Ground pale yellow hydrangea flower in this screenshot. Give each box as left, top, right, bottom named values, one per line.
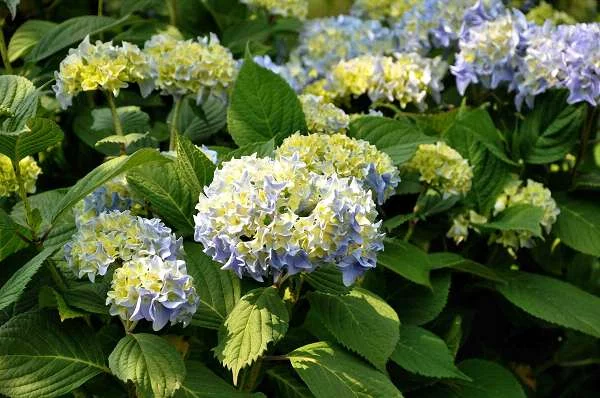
left=351, top=0, right=420, bottom=20
left=299, top=94, right=349, bottom=133
left=0, top=155, right=41, bottom=197
left=447, top=210, right=488, bottom=244
left=241, top=0, right=308, bottom=19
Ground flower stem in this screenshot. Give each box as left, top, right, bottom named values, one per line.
left=0, top=19, right=13, bottom=74
left=12, top=159, right=37, bottom=241
left=97, top=0, right=103, bottom=16
left=169, top=97, right=182, bottom=151
left=46, top=260, right=68, bottom=292
left=104, top=90, right=126, bottom=155
left=166, top=0, right=177, bottom=26
left=571, top=104, right=598, bottom=182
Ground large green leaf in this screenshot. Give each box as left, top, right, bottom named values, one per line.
left=495, top=271, right=600, bottom=338
left=221, top=138, right=276, bottom=161
left=38, top=286, right=87, bottom=322
left=307, top=288, right=399, bottom=370
left=0, top=75, right=37, bottom=132
left=109, top=333, right=186, bottom=398
left=175, top=360, right=260, bottom=397
left=391, top=325, right=469, bottom=380
left=227, top=57, right=306, bottom=147
left=348, top=116, right=435, bottom=165
left=0, top=208, right=27, bottom=262
left=378, top=238, right=432, bottom=288
left=8, top=20, right=57, bottom=62
left=484, top=204, right=544, bottom=237
left=515, top=92, right=584, bottom=164
left=27, top=15, right=129, bottom=62
left=303, top=266, right=349, bottom=295
left=51, top=148, right=168, bottom=224
left=127, top=161, right=196, bottom=235
left=415, top=359, right=525, bottom=398
left=215, top=287, right=289, bottom=384
left=266, top=367, right=313, bottom=398
left=444, top=110, right=512, bottom=214
left=428, top=252, right=505, bottom=282
left=177, top=96, right=227, bottom=141
left=288, top=342, right=403, bottom=398
left=553, top=194, right=600, bottom=256
left=0, top=118, right=63, bottom=161
left=176, top=135, right=216, bottom=198
left=0, top=244, right=61, bottom=312
left=389, top=271, right=451, bottom=325
left=0, top=311, right=108, bottom=398
left=184, top=242, right=241, bottom=329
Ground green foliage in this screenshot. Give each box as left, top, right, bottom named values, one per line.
left=553, top=194, right=600, bottom=256
left=7, top=20, right=56, bottom=62
left=227, top=56, right=306, bottom=146
left=109, top=333, right=186, bottom=398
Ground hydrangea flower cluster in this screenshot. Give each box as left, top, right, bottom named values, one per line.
left=275, top=133, right=399, bottom=204
left=53, top=36, right=153, bottom=109
left=299, top=94, right=349, bottom=133
left=253, top=55, right=308, bottom=93
left=405, top=142, right=473, bottom=198
left=240, top=0, right=308, bottom=19
left=291, top=16, right=394, bottom=79
left=350, top=0, right=419, bottom=20
left=64, top=211, right=183, bottom=282
left=392, top=0, right=506, bottom=53
left=514, top=23, right=600, bottom=108
left=143, top=33, right=237, bottom=102
left=452, top=6, right=527, bottom=96
left=492, top=178, right=559, bottom=251
left=328, top=54, right=446, bottom=109
left=193, top=155, right=384, bottom=286
left=0, top=155, right=41, bottom=198
left=446, top=210, right=488, bottom=244
left=73, top=176, right=143, bottom=227
left=106, top=255, right=198, bottom=331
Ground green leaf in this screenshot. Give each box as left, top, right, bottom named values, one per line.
left=215, top=287, right=289, bottom=384
left=553, top=194, right=600, bottom=256
left=391, top=325, right=469, bottom=380
left=444, top=110, right=512, bottom=214
left=127, top=161, right=196, bottom=235
left=95, top=133, right=153, bottom=153
left=378, top=238, right=432, bottom=288
left=8, top=20, right=56, bottom=62
left=184, top=242, right=241, bottom=330
left=515, top=92, right=584, bottom=164
left=120, top=0, right=162, bottom=15
left=0, top=118, right=63, bottom=161
left=0, top=208, right=27, bottom=262
left=0, top=311, right=108, bottom=398
left=390, top=271, right=451, bottom=325
left=484, top=204, right=544, bottom=237
left=176, top=135, right=216, bottom=198
left=0, top=75, right=37, bottom=131
left=307, top=288, right=399, bottom=370
left=63, top=280, right=109, bottom=315
left=227, top=57, right=306, bottom=147
left=51, top=148, right=168, bottom=224
left=175, top=360, right=260, bottom=397
left=288, top=342, right=403, bottom=398
left=109, top=334, right=186, bottom=398
left=178, top=96, right=227, bottom=141
left=348, top=116, right=435, bottom=165
left=428, top=252, right=505, bottom=282
left=0, top=244, right=61, bottom=312
left=27, top=15, right=130, bottom=62
left=222, top=139, right=276, bottom=161
left=91, top=106, right=151, bottom=135
left=495, top=271, right=600, bottom=338
left=266, top=367, right=313, bottom=398
left=38, top=286, right=87, bottom=321
left=303, top=266, right=349, bottom=295
left=416, top=359, right=525, bottom=398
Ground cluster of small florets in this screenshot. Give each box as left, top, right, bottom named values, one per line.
left=193, top=155, right=384, bottom=286
left=275, top=133, right=399, bottom=204
left=328, top=53, right=446, bottom=109
left=392, top=0, right=506, bottom=53
left=240, top=0, right=308, bottom=19
left=526, top=1, right=575, bottom=26
left=65, top=210, right=198, bottom=330
left=405, top=142, right=473, bottom=198
left=292, top=16, right=394, bottom=79
left=73, top=176, right=143, bottom=227
left=452, top=5, right=527, bottom=96
left=53, top=36, right=154, bottom=109
left=446, top=210, right=488, bottom=244
left=0, top=155, right=41, bottom=198
left=350, top=0, right=419, bottom=20
left=143, top=33, right=237, bottom=102
left=299, top=94, right=349, bottom=133
left=492, top=179, right=559, bottom=251
left=252, top=55, right=308, bottom=93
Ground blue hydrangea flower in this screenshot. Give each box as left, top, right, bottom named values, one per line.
left=65, top=211, right=183, bottom=282
left=106, top=255, right=199, bottom=331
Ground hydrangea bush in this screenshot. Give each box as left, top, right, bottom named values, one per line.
left=0, top=1, right=599, bottom=397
